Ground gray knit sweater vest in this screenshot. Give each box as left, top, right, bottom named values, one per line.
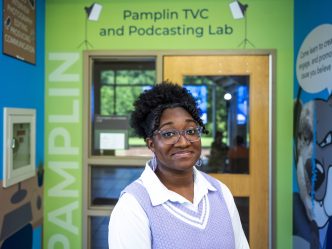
left=123, top=172, right=235, bottom=249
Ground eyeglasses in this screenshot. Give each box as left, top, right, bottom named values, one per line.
left=153, top=127, right=203, bottom=145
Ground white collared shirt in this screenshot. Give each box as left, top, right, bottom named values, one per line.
left=108, top=163, right=249, bottom=249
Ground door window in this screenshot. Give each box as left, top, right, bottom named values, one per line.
left=183, top=76, right=250, bottom=174
left=91, top=58, right=156, bottom=157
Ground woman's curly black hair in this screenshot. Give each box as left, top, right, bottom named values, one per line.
left=130, top=82, right=207, bottom=139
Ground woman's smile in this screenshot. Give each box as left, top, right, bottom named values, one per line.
left=171, top=150, right=194, bottom=159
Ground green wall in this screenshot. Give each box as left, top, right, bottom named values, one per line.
left=45, top=0, right=293, bottom=248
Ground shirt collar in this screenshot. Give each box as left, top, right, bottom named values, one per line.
left=140, top=160, right=217, bottom=206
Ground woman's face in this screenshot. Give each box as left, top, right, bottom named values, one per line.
left=147, top=107, right=202, bottom=173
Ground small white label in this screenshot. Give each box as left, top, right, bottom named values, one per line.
left=100, top=133, right=125, bottom=149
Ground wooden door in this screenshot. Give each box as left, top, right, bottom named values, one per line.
left=163, top=54, right=270, bottom=249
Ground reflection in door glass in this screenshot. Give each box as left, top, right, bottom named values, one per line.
left=183, top=76, right=250, bottom=174
left=91, top=216, right=108, bottom=249
left=91, top=166, right=144, bottom=206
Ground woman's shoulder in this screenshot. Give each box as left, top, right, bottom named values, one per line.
left=197, top=170, right=233, bottom=197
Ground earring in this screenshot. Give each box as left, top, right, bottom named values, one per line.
left=195, top=158, right=203, bottom=167
left=151, top=154, right=158, bottom=170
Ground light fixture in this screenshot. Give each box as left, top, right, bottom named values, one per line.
left=229, top=0, right=254, bottom=48
left=229, top=0, right=248, bottom=19
left=85, top=3, right=103, bottom=21
left=78, top=3, right=103, bottom=49
left=224, top=93, right=232, bottom=101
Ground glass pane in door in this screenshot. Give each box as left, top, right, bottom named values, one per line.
left=91, top=216, right=109, bottom=249
left=183, top=76, right=250, bottom=174
left=234, top=197, right=250, bottom=242
left=90, top=166, right=144, bottom=206
left=91, top=57, right=156, bottom=157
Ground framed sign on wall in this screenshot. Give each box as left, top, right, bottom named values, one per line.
left=2, top=0, right=36, bottom=64
left=3, top=108, right=36, bottom=188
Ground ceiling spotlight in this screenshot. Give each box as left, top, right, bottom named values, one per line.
left=85, top=3, right=103, bottom=21
left=229, top=0, right=248, bottom=19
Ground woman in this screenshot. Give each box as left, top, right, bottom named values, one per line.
left=108, top=82, right=249, bottom=249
